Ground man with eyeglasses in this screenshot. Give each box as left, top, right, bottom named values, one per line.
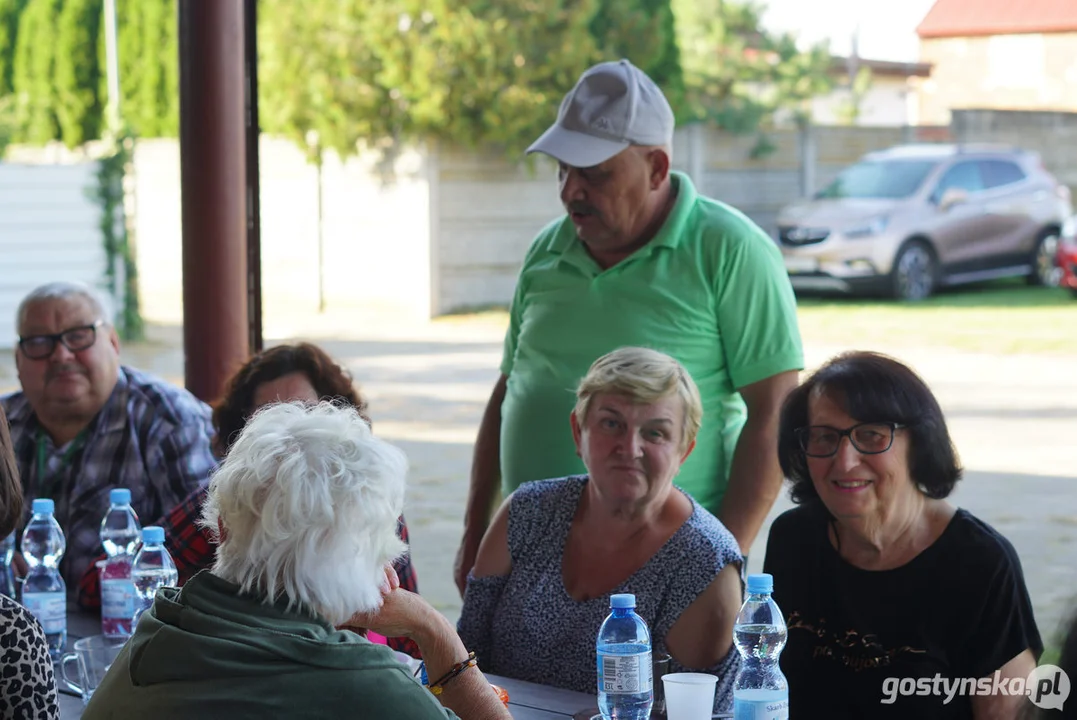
left=1, top=282, right=216, bottom=590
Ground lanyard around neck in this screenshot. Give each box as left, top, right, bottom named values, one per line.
left=35, top=429, right=88, bottom=501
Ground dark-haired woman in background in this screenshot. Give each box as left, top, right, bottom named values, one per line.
left=763, top=351, right=1041, bottom=720
left=77, top=343, right=421, bottom=657
left=0, top=404, right=58, bottom=719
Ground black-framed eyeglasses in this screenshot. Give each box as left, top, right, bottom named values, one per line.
left=18, top=320, right=105, bottom=360
left=795, top=422, right=907, bottom=458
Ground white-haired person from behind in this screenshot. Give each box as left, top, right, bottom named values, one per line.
left=84, top=402, right=511, bottom=720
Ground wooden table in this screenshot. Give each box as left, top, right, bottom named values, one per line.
left=486, top=674, right=598, bottom=719
left=60, top=611, right=738, bottom=719
left=58, top=610, right=601, bottom=719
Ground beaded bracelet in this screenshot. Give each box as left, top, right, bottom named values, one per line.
left=424, top=651, right=478, bottom=696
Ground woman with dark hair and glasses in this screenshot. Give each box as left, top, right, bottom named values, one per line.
left=763, top=351, right=1042, bottom=720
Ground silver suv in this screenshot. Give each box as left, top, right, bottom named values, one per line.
left=776, top=144, right=1072, bottom=300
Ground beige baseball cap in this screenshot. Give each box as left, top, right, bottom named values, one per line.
left=526, top=59, right=674, bottom=168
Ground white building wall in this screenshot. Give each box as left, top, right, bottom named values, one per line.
left=0, top=162, right=108, bottom=348
left=811, top=76, right=914, bottom=126
left=133, top=137, right=433, bottom=326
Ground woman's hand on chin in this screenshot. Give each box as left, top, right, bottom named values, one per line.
left=338, top=587, right=435, bottom=641
left=335, top=562, right=402, bottom=636
left=379, top=562, right=400, bottom=596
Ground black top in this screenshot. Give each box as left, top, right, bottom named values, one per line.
left=763, top=503, right=1042, bottom=719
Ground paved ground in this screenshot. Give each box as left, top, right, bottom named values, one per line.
left=3, top=311, right=1075, bottom=648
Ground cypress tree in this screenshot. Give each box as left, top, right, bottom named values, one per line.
left=0, top=0, right=28, bottom=95
left=13, top=0, right=63, bottom=144
left=55, top=0, right=102, bottom=146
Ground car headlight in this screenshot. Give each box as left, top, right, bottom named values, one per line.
left=844, top=215, right=890, bottom=239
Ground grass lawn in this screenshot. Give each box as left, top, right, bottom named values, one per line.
left=441, top=280, right=1077, bottom=356
left=795, top=279, right=1077, bottom=355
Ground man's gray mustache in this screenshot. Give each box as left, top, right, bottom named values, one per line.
left=568, top=204, right=597, bottom=215
left=46, top=364, right=86, bottom=380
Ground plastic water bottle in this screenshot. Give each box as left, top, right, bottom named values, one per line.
left=20, top=498, right=67, bottom=659
left=733, top=573, right=789, bottom=720
left=100, top=488, right=141, bottom=638
left=0, top=531, right=15, bottom=598
left=131, top=526, right=177, bottom=627
left=597, top=593, right=653, bottom=720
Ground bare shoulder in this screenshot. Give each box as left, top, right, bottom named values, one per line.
left=664, top=563, right=741, bottom=668
left=471, top=494, right=514, bottom=579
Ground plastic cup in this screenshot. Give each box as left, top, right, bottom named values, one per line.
left=662, top=672, right=718, bottom=720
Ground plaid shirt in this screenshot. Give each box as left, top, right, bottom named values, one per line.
left=77, top=485, right=423, bottom=659
left=2, top=366, right=216, bottom=591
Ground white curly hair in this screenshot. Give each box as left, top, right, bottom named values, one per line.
left=200, top=401, right=408, bottom=624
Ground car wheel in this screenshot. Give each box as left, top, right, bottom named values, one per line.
left=891, top=242, right=936, bottom=301
left=1028, top=231, right=1061, bottom=286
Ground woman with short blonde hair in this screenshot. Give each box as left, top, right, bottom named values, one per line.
left=460, top=346, right=743, bottom=714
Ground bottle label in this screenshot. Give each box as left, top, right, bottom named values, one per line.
left=599, top=650, right=653, bottom=694
left=22, top=592, right=66, bottom=634
left=733, top=693, right=789, bottom=720
left=101, top=578, right=136, bottom=619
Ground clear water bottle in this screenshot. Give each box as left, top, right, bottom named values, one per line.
left=597, top=593, right=653, bottom=720
left=1, top=531, right=15, bottom=599
left=733, top=573, right=789, bottom=720
left=20, top=498, right=67, bottom=659
left=131, top=526, right=177, bottom=627
left=100, top=488, right=141, bottom=638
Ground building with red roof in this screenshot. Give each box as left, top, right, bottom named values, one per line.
left=915, top=0, right=1077, bottom=123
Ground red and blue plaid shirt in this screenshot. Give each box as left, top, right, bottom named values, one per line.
left=77, top=485, right=422, bottom=658
left=3, top=366, right=217, bottom=590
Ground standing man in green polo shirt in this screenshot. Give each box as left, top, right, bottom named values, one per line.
left=454, top=59, right=804, bottom=595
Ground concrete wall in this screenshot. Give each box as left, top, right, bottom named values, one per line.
left=919, top=32, right=1077, bottom=125
left=0, top=161, right=109, bottom=348
left=25, top=111, right=1072, bottom=331
left=430, top=123, right=944, bottom=313
left=129, top=126, right=947, bottom=320
left=951, top=108, right=1077, bottom=197
left=134, top=137, right=434, bottom=325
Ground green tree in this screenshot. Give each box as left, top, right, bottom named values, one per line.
left=259, top=0, right=391, bottom=160
left=589, top=0, right=683, bottom=107
left=55, top=0, right=102, bottom=146
left=0, top=0, right=28, bottom=96
left=673, top=0, right=833, bottom=129
left=262, top=0, right=688, bottom=159
left=133, top=0, right=177, bottom=136
left=834, top=65, right=873, bottom=126
left=105, top=0, right=177, bottom=138
left=0, top=93, right=14, bottom=155
left=13, top=0, right=63, bottom=145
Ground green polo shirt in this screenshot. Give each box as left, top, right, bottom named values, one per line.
left=499, top=172, right=803, bottom=514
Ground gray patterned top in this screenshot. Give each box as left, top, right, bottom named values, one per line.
left=457, top=475, right=742, bottom=712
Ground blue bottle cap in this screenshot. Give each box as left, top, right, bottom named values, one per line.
left=610, top=593, right=636, bottom=609
left=746, top=573, right=773, bottom=594
left=142, top=526, right=165, bottom=545
left=31, top=498, right=54, bottom=515
left=109, top=488, right=132, bottom=505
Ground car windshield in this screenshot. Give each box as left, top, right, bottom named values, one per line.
left=816, top=160, right=938, bottom=199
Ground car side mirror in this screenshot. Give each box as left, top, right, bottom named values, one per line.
left=938, top=187, right=968, bottom=211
